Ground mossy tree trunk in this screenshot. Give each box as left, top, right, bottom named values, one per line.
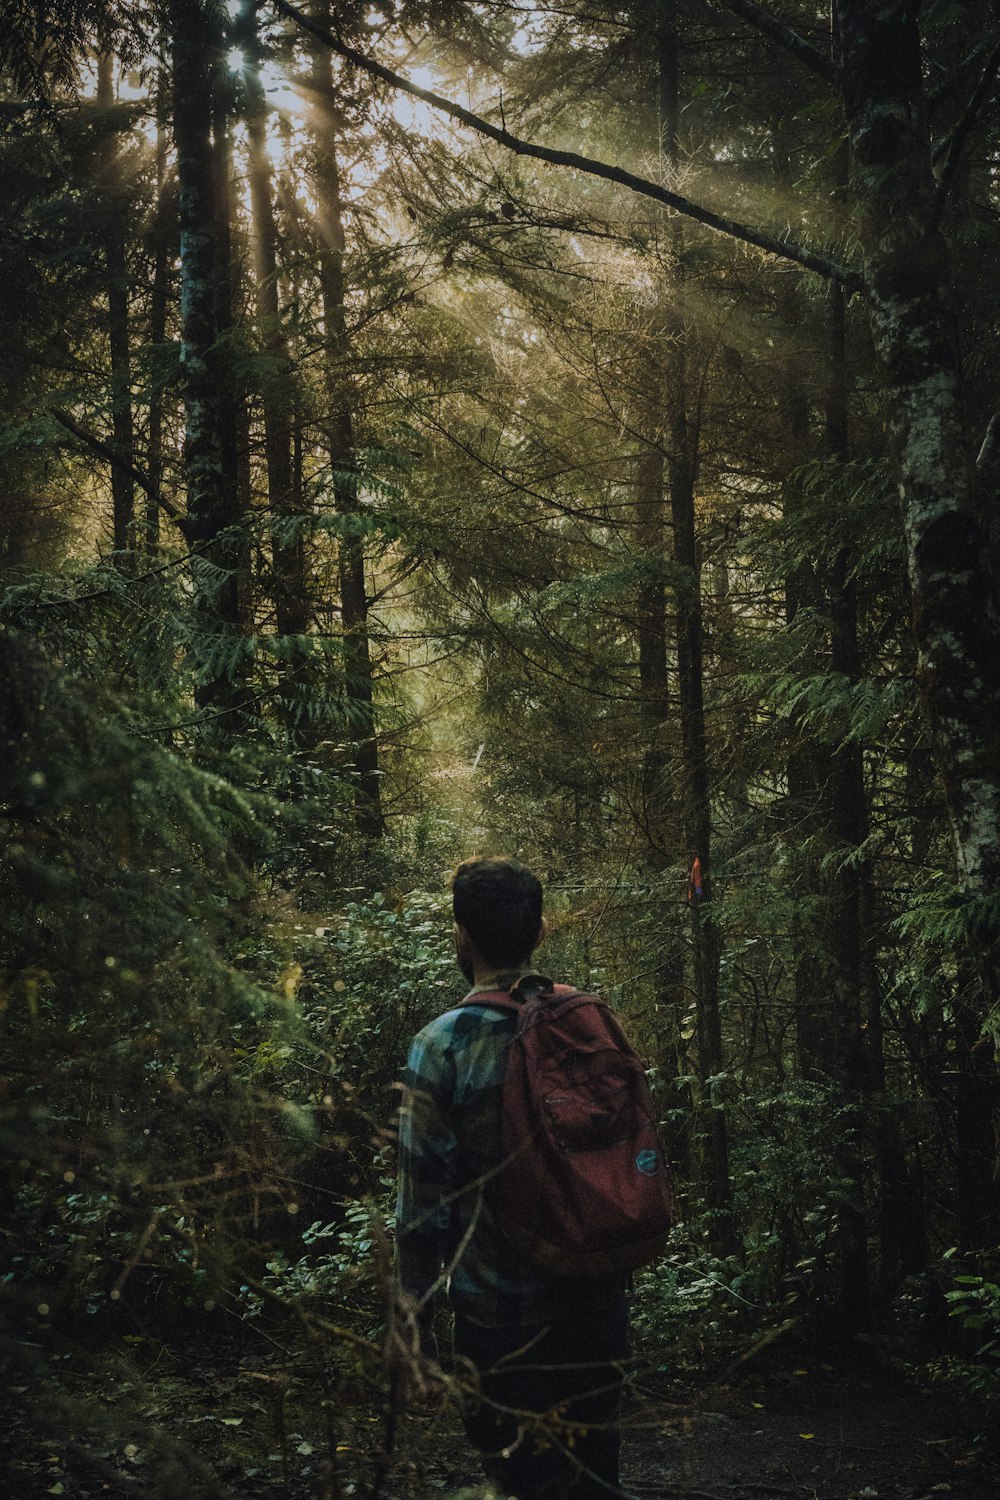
left=838, top=0, right=1000, bottom=1013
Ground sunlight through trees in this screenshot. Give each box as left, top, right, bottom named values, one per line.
left=3, top=0, right=1000, bottom=1491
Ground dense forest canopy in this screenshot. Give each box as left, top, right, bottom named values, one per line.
left=3, top=0, right=1000, bottom=1492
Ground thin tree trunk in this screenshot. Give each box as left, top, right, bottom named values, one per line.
left=658, top=0, right=732, bottom=1246
left=212, top=40, right=250, bottom=585
left=783, top=509, right=834, bottom=1079
left=279, top=111, right=307, bottom=535
left=96, top=55, right=136, bottom=557
left=238, top=0, right=312, bottom=743
left=824, top=272, right=872, bottom=1331
left=311, top=2, right=384, bottom=838
left=636, top=442, right=669, bottom=828
left=245, top=37, right=301, bottom=627
left=146, top=57, right=172, bottom=555
left=771, top=139, right=833, bottom=1084
left=636, top=437, right=693, bottom=1183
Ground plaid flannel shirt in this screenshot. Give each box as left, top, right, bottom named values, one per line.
left=395, top=970, right=626, bottom=1331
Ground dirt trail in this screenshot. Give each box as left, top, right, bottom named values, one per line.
left=627, top=1366, right=995, bottom=1500
left=401, top=1363, right=997, bottom=1500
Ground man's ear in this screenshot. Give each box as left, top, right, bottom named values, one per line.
left=532, top=917, right=547, bottom=952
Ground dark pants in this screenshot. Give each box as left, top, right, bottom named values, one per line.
left=453, top=1299, right=629, bottom=1499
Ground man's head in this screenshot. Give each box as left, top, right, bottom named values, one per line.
left=452, top=856, right=544, bottom=980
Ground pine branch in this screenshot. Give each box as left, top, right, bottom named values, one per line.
left=708, top=0, right=834, bottom=82
left=270, top=0, right=863, bottom=293
left=933, top=35, right=1000, bottom=216
left=927, top=37, right=995, bottom=110
left=50, top=406, right=184, bottom=524
left=5, top=540, right=221, bottom=612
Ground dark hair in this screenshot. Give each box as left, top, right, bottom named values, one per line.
left=452, top=856, right=543, bottom=969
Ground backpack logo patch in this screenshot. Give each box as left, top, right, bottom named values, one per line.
left=635, top=1149, right=659, bottom=1176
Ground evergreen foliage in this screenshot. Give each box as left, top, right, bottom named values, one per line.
left=2, top=0, right=1000, bottom=1488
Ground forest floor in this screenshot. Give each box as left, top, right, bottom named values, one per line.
left=398, top=1356, right=999, bottom=1500
left=620, top=1360, right=997, bottom=1500
left=5, top=1331, right=998, bottom=1500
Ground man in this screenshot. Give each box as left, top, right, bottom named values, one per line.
left=396, top=855, right=630, bottom=1499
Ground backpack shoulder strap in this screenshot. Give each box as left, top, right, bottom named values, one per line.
left=548, top=987, right=600, bottom=1011
left=542, top=988, right=610, bottom=1024
left=458, top=978, right=580, bottom=1017
left=458, top=988, right=522, bottom=1013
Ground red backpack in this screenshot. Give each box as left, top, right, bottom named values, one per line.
left=464, top=976, right=673, bottom=1278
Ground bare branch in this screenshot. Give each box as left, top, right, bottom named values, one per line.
left=271, top=0, right=863, bottom=293
left=928, top=37, right=995, bottom=110
left=933, top=35, right=1000, bottom=216
left=50, top=406, right=184, bottom=524
left=709, top=0, right=834, bottom=82
left=977, top=411, right=1000, bottom=475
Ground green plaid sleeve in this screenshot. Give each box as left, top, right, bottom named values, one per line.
left=396, top=1021, right=457, bottom=1315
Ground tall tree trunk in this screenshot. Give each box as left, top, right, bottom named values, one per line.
left=146, top=56, right=172, bottom=555
left=783, top=517, right=833, bottom=1079
left=244, top=20, right=299, bottom=623
left=171, top=0, right=249, bottom=726
left=96, top=55, right=136, bottom=558
left=211, top=40, right=250, bottom=572
left=310, top=3, right=384, bottom=838
left=636, top=437, right=693, bottom=1183
left=825, top=279, right=926, bottom=1292
left=636, top=442, right=668, bottom=830
left=824, top=275, right=872, bottom=1331
left=837, top=0, right=1000, bottom=1019
left=238, top=1, right=312, bottom=741
left=658, top=0, right=732, bottom=1246
left=771, top=134, right=832, bottom=1084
